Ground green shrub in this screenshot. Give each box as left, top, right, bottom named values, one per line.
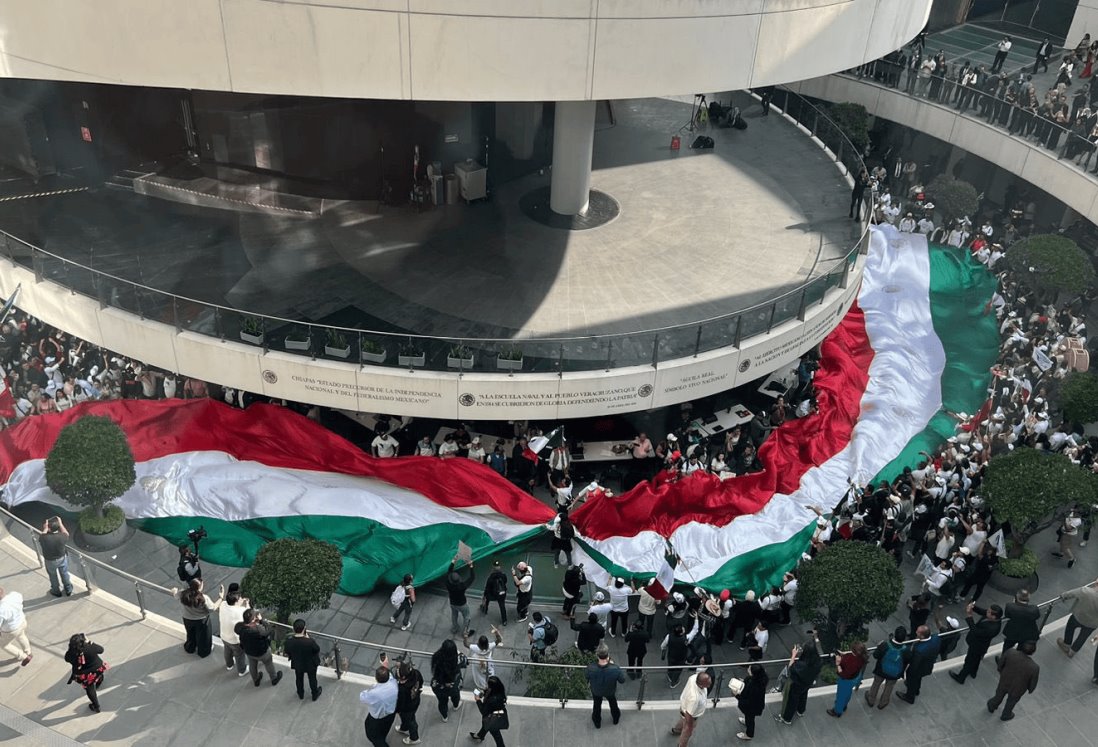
left=795, top=542, right=903, bottom=642
left=241, top=538, right=344, bottom=623
left=998, top=546, right=1039, bottom=578
left=927, top=174, right=979, bottom=225
left=1003, top=234, right=1096, bottom=297
left=1059, top=371, right=1098, bottom=424
left=818, top=663, right=839, bottom=685
left=44, top=415, right=135, bottom=523
left=984, top=448, right=1097, bottom=550
left=78, top=504, right=125, bottom=535
left=522, top=647, right=594, bottom=700
left=826, top=102, right=870, bottom=154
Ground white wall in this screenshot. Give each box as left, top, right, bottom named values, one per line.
left=1067, top=0, right=1098, bottom=46
left=790, top=75, right=1098, bottom=227
left=0, top=258, right=862, bottom=420
left=0, top=0, right=931, bottom=101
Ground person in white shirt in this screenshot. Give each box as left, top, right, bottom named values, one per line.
left=371, top=432, right=399, bottom=458
left=548, top=444, right=570, bottom=482
left=882, top=202, right=901, bottom=225
left=709, top=453, right=730, bottom=475
left=759, top=590, right=782, bottom=624
left=681, top=454, right=704, bottom=476
left=588, top=591, right=613, bottom=629
left=360, top=657, right=399, bottom=743
left=219, top=584, right=250, bottom=676
left=779, top=573, right=799, bottom=625
left=992, top=36, right=1012, bottom=72
left=414, top=436, right=436, bottom=457
left=466, top=437, right=487, bottom=464
left=1055, top=510, right=1084, bottom=566
left=606, top=578, right=637, bottom=638
left=437, top=433, right=459, bottom=458
left=670, top=672, right=712, bottom=744
left=0, top=587, right=33, bottom=667
left=630, top=432, right=654, bottom=460
left=917, top=216, right=935, bottom=234
left=898, top=212, right=917, bottom=232
left=988, top=245, right=1004, bottom=268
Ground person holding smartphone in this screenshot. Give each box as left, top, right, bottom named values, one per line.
left=283, top=618, right=322, bottom=702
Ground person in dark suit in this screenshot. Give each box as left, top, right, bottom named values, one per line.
left=1000, top=590, right=1040, bottom=653
left=897, top=625, right=940, bottom=703
left=283, top=618, right=322, bottom=701
left=950, top=602, right=1002, bottom=684
left=987, top=640, right=1039, bottom=720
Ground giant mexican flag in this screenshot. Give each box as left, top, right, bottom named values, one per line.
left=0, top=226, right=996, bottom=596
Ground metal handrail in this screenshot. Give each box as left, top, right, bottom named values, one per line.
left=0, top=502, right=1074, bottom=673
left=837, top=58, right=1098, bottom=178
left=0, top=89, right=870, bottom=359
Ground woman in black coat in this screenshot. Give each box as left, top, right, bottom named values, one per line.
left=777, top=636, right=823, bottom=724
left=736, top=663, right=769, bottom=740
left=65, top=633, right=107, bottom=713
left=470, top=675, right=508, bottom=746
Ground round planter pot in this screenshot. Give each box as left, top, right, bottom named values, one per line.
left=77, top=521, right=130, bottom=552
left=988, top=569, right=1039, bottom=595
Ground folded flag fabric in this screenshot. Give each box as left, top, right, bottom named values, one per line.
left=571, top=226, right=998, bottom=595
left=0, top=399, right=554, bottom=595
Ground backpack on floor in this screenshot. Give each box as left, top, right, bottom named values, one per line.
left=691, top=135, right=715, bottom=149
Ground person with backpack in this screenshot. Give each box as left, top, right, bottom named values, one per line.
left=865, top=626, right=909, bottom=710
left=527, top=612, right=558, bottom=662
left=389, top=574, right=416, bottom=631
left=177, top=545, right=200, bottom=583
left=480, top=561, right=508, bottom=625
left=395, top=660, right=424, bottom=745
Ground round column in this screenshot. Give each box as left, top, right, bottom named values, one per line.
left=550, top=100, right=596, bottom=216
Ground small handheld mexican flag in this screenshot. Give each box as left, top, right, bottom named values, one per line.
left=525, top=427, right=564, bottom=464
left=646, top=541, right=680, bottom=602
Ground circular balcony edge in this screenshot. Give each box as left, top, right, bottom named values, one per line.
left=0, top=254, right=863, bottom=419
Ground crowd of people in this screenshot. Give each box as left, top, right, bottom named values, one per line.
left=855, top=33, right=1098, bottom=175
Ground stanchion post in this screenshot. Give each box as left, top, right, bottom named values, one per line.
left=635, top=673, right=647, bottom=710
left=77, top=554, right=95, bottom=592
left=134, top=581, right=147, bottom=619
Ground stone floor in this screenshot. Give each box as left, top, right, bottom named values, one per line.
left=2, top=530, right=1097, bottom=747
left=4, top=497, right=1096, bottom=706
left=0, top=93, right=857, bottom=344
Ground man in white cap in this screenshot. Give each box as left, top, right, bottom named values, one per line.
left=606, top=578, right=637, bottom=638
left=588, top=591, right=613, bottom=629
left=466, top=437, right=486, bottom=464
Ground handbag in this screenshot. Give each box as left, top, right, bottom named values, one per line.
left=484, top=708, right=509, bottom=731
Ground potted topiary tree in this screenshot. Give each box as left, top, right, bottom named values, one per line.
left=1059, top=371, right=1098, bottom=427
left=983, top=448, right=1096, bottom=592
left=44, top=415, right=136, bottom=551
left=794, top=541, right=903, bottom=648
left=324, top=329, right=351, bottom=359
left=447, top=344, right=474, bottom=370
left=926, top=174, right=979, bottom=230
left=241, top=538, right=344, bottom=630
left=824, top=102, right=870, bottom=157
left=360, top=338, right=388, bottom=365
left=1002, top=234, right=1096, bottom=302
